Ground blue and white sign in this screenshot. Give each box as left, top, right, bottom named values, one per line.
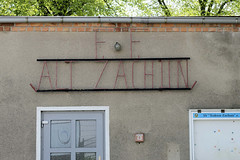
left=193, top=113, right=240, bottom=119
left=190, top=110, right=240, bottom=160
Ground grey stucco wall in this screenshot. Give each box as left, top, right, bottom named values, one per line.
left=0, top=32, right=240, bottom=160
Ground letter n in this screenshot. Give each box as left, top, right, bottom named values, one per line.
left=177, top=60, right=188, bottom=88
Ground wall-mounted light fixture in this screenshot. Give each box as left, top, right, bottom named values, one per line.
left=114, top=42, right=121, bottom=51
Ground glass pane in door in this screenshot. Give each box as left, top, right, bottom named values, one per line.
left=50, top=153, right=71, bottom=160
left=51, top=120, right=71, bottom=148
left=76, top=120, right=96, bottom=148
left=76, top=152, right=96, bottom=160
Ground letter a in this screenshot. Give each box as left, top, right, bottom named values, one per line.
left=114, top=61, right=128, bottom=88
left=37, top=61, right=53, bottom=90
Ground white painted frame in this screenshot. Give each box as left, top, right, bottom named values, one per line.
left=189, top=109, right=240, bottom=160
left=36, top=106, right=110, bottom=160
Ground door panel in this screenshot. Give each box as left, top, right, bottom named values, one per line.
left=76, top=120, right=96, bottom=148
left=42, top=111, right=104, bottom=160
left=51, top=120, right=71, bottom=148
left=50, top=153, right=71, bottom=160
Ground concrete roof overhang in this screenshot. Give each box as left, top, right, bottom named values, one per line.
left=0, top=16, right=239, bottom=24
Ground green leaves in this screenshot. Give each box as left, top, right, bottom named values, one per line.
left=0, top=0, right=116, bottom=16
left=156, top=0, right=240, bottom=16
left=0, top=0, right=239, bottom=16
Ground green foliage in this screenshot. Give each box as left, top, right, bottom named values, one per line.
left=125, top=0, right=240, bottom=16
left=0, top=0, right=38, bottom=16
left=0, top=0, right=239, bottom=16
left=38, top=0, right=120, bottom=16
left=0, top=0, right=117, bottom=16
left=169, top=0, right=240, bottom=16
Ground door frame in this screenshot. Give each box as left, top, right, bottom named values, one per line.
left=36, top=106, right=110, bottom=160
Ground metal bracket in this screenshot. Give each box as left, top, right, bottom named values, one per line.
left=41, top=121, right=48, bottom=128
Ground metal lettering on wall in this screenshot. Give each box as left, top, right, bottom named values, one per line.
left=30, top=32, right=197, bottom=92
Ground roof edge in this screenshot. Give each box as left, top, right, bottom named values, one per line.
left=0, top=16, right=239, bottom=24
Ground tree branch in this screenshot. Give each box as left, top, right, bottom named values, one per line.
left=103, top=0, right=117, bottom=16
left=157, top=0, right=171, bottom=16
left=216, top=0, right=233, bottom=15
left=37, top=0, right=51, bottom=16
left=198, top=0, right=207, bottom=16
left=206, top=0, right=214, bottom=16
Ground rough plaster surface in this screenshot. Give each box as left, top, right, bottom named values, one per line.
left=0, top=32, right=240, bottom=160
left=167, top=143, right=180, bottom=160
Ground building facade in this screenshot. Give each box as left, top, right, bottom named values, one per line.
left=0, top=17, right=240, bottom=160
